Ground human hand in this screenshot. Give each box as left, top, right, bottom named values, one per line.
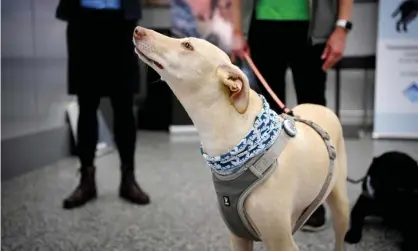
left=321, top=27, right=347, bottom=71
left=231, top=32, right=249, bottom=63
left=186, top=0, right=211, bottom=21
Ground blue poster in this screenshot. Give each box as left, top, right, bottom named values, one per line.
left=373, top=0, right=418, bottom=139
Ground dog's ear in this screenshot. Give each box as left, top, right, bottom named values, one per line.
left=216, top=63, right=250, bottom=114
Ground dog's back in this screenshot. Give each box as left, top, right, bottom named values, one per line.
left=290, top=103, right=345, bottom=191
left=292, top=103, right=343, bottom=146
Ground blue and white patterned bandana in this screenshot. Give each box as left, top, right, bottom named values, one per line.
left=200, top=95, right=283, bottom=175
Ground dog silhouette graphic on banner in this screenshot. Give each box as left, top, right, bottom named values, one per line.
left=392, top=0, right=418, bottom=32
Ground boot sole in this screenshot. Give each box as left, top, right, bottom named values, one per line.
left=62, top=194, right=98, bottom=210
left=300, top=223, right=327, bottom=232
left=119, top=192, right=151, bottom=205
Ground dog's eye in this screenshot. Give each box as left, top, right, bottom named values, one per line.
left=182, top=42, right=194, bottom=51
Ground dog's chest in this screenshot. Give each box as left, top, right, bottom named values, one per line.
left=211, top=124, right=294, bottom=241
left=207, top=109, right=338, bottom=242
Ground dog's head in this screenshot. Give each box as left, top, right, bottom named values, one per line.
left=132, top=26, right=250, bottom=114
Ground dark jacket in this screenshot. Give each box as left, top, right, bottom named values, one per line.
left=55, top=0, right=142, bottom=21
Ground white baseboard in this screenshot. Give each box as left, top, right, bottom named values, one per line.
left=169, top=109, right=373, bottom=135
left=372, top=132, right=418, bottom=140
left=169, top=125, right=198, bottom=134
left=169, top=134, right=201, bottom=143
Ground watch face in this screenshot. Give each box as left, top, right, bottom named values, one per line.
left=346, top=21, right=353, bottom=30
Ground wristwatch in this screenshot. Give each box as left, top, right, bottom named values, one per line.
left=336, top=19, right=353, bottom=31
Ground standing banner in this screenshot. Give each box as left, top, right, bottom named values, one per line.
left=374, top=0, right=418, bottom=139
left=170, top=0, right=257, bottom=90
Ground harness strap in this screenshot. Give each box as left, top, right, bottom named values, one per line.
left=361, top=175, right=375, bottom=199
left=238, top=123, right=296, bottom=239
left=244, top=114, right=337, bottom=236
left=212, top=114, right=336, bottom=240
left=289, top=116, right=337, bottom=234
left=249, top=125, right=294, bottom=177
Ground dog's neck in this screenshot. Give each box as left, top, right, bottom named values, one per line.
left=168, top=81, right=262, bottom=156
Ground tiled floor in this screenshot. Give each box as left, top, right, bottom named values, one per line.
left=2, top=132, right=418, bottom=251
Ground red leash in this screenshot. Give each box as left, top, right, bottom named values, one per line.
left=243, top=53, right=293, bottom=115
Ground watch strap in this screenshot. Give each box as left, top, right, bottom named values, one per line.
left=336, top=19, right=352, bottom=31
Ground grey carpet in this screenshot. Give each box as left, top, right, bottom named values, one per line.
left=2, top=132, right=418, bottom=251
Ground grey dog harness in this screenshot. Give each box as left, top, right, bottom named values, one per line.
left=211, top=114, right=337, bottom=241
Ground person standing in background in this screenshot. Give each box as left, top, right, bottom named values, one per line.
left=56, top=0, right=150, bottom=209
left=231, top=0, right=353, bottom=231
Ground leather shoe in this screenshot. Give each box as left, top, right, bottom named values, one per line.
left=119, top=166, right=150, bottom=205
left=63, top=166, right=97, bottom=209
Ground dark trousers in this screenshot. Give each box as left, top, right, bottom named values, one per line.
left=248, top=20, right=327, bottom=114
left=77, top=92, right=136, bottom=168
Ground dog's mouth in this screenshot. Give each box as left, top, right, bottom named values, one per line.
left=135, top=47, right=164, bottom=70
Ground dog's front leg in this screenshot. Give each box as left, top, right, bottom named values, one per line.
left=229, top=233, right=253, bottom=251
left=344, top=194, right=375, bottom=244
left=263, top=230, right=299, bottom=251
left=400, top=207, right=418, bottom=251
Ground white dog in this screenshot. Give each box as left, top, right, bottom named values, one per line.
left=132, top=26, right=350, bottom=251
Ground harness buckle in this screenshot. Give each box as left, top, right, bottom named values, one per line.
left=283, top=119, right=297, bottom=137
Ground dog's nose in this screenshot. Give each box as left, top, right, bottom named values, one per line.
left=134, top=27, right=146, bottom=40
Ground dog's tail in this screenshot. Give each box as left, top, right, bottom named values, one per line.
left=346, top=175, right=367, bottom=184
left=392, top=6, right=401, bottom=18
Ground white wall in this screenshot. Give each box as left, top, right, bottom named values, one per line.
left=1, top=0, right=70, bottom=140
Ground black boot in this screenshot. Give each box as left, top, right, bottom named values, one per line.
left=301, top=204, right=327, bottom=232
left=63, top=166, right=97, bottom=209
left=119, top=165, right=150, bottom=205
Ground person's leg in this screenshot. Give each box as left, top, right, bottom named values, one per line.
left=109, top=92, right=150, bottom=205
left=63, top=94, right=101, bottom=209
left=288, top=23, right=328, bottom=230
left=290, top=32, right=327, bottom=106
left=298, top=43, right=328, bottom=231
left=111, top=92, right=136, bottom=167
left=247, top=19, right=289, bottom=114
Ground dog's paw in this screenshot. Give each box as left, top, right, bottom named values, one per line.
left=344, top=230, right=362, bottom=244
